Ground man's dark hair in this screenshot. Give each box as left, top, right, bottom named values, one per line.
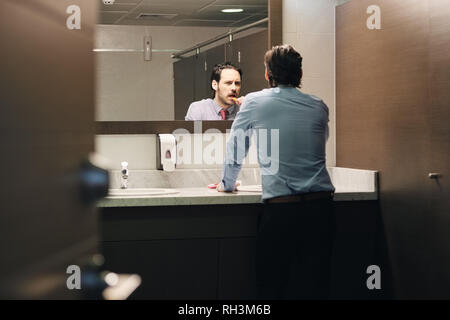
left=264, top=45, right=303, bottom=88
left=210, top=62, right=242, bottom=98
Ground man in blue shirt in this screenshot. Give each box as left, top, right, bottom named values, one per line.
left=185, top=63, right=244, bottom=120
left=218, top=45, right=335, bottom=299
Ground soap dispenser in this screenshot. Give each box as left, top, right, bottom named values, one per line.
left=120, top=161, right=129, bottom=189
left=156, top=134, right=177, bottom=171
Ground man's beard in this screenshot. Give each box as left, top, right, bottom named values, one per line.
left=216, top=90, right=235, bottom=107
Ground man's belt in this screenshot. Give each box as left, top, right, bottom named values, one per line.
left=266, top=191, right=333, bottom=204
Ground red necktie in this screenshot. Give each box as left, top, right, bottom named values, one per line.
left=220, top=109, right=227, bottom=120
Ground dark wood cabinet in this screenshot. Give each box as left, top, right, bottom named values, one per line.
left=100, top=204, right=260, bottom=299
left=103, top=239, right=218, bottom=299
left=100, top=201, right=386, bottom=299
left=218, top=238, right=257, bottom=299
left=331, top=201, right=391, bottom=299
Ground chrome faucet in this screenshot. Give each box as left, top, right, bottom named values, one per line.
left=120, top=161, right=129, bottom=189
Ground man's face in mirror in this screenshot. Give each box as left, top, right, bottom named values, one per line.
left=212, top=69, right=241, bottom=109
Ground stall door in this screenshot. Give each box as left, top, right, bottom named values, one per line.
left=0, top=0, right=103, bottom=298
left=238, top=30, right=269, bottom=95
left=174, top=56, right=195, bottom=120
left=336, top=0, right=450, bottom=298
left=425, top=0, right=450, bottom=297
left=194, top=51, right=209, bottom=102
left=205, top=44, right=226, bottom=95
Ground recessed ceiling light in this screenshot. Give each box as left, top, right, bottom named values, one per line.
left=221, top=8, right=244, bottom=13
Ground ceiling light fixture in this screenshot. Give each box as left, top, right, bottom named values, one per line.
left=221, top=8, right=244, bottom=13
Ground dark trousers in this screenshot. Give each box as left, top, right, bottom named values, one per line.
left=256, top=197, right=335, bottom=300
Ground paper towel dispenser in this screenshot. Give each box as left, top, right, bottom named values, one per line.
left=156, top=134, right=177, bottom=171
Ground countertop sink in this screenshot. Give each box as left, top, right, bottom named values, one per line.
left=108, top=188, right=179, bottom=197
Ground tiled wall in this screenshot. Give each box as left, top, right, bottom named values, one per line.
left=282, top=0, right=336, bottom=166
left=95, top=135, right=157, bottom=170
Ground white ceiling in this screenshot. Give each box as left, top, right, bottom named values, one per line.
left=98, top=0, right=268, bottom=27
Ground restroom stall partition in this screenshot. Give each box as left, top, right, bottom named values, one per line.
left=336, top=0, right=450, bottom=299
left=173, top=30, right=268, bottom=120
left=203, top=44, right=226, bottom=99
left=174, top=55, right=195, bottom=121
left=0, top=0, right=103, bottom=298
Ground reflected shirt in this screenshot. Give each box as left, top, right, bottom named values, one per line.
left=221, top=86, right=335, bottom=200
left=185, top=98, right=238, bottom=120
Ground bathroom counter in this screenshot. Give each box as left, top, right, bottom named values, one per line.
left=98, top=168, right=381, bottom=300
left=96, top=186, right=378, bottom=208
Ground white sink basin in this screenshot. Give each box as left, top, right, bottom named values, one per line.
left=108, top=188, right=179, bottom=197
left=236, top=185, right=262, bottom=192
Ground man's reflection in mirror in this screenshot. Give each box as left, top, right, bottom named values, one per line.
left=185, top=62, right=245, bottom=121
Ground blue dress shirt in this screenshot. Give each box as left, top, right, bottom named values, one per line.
left=221, top=86, right=335, bottom=200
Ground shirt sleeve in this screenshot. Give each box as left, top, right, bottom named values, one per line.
left=221, top=99, right=254, bottom=191
left=185, top=103, right=199, bottom=120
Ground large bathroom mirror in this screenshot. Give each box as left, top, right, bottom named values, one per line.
left=95, top=0, right=281, bottom=129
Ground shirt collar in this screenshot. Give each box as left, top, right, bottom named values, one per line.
left=212, top=99, right=235, bottom=115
